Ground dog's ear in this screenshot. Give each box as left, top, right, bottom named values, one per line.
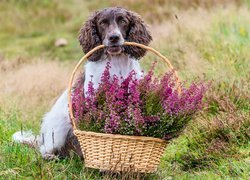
left=124, top=11, right=152, bottom=60
left=78, top=11, right=104, bottom=62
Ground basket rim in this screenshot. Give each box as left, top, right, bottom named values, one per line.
left=74, top=129, right=168, bottom=143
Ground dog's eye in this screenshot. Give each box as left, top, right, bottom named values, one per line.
left=99, top=20, right=108, bottom=26
left=120, top=20, right=127, bottom=25
left=100, top=22, right=105, bottom=26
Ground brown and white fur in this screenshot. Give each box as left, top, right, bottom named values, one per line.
left=12, top=7, right=152, bottom=159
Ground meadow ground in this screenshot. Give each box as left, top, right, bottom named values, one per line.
left=0, top=0, right=249, bottom=179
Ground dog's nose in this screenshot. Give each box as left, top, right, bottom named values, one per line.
left=109, top=35, right=120, bottom=43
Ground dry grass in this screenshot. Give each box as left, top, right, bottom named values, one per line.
left=0, top=58, right=75, bottom=112
left=149, top=7, right=213, bottom=76
left=89, top=0, right=244, bottom=23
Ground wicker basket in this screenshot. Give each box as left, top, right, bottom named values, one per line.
left=68, top=42, right=180, bottom=173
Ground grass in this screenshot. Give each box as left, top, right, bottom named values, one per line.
left=0, top=0, right=249, bottom=179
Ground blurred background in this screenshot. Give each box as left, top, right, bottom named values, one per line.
left=0, top=0, right=249, bottom=178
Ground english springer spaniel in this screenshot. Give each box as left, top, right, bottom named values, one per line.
left=13, top=7, right=152, bottom=159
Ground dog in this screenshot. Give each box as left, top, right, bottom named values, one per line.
left=12, top=7, right=152, bottom=159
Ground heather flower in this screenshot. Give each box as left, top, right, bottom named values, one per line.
left=72, top=62, right=208, bottom=139
left=104, top=110, right=120, bottom=133
left=72, top=79, right=85, bottom=123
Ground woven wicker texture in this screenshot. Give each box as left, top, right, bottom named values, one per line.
left=75, top=130, right=167, bottom=172
left=68, top=42, right=179, bottom=173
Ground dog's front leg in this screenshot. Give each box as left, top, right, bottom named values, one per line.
left=39, top=90, right=72, bottom=159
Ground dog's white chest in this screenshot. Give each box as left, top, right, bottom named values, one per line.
left=84, top=55, right=142, bottom=94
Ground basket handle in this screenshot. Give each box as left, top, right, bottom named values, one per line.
left=68, top=42, right=181, bottom=130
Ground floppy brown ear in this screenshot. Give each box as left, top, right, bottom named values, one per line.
left=124, top=11, right=152, bottom=59
left=78, top=11, right=103, bottom=62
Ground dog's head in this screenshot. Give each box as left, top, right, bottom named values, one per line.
left=79, top=7, right=152, bottom=61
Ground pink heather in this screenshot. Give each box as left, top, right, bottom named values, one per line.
left=72, top=62, right=208, bottom=139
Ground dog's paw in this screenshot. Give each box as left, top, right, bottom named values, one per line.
left=42, top=153, right=59, bottom=160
